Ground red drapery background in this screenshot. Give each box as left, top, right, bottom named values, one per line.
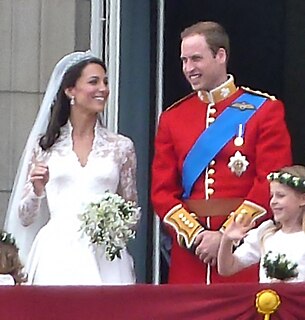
left=0, top=283, right=304, bottom=320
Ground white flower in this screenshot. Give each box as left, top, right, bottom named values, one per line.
left=78, top=191, right=141, bottom=261
left=281, top=173, right=291, bottom=179
left=273, top=172, right=280, bottom=179
left=291, top=177, right=300, bottom=186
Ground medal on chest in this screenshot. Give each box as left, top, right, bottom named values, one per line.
left=228, top=151, right=249, bottom=177
left=233, top=124, right=244, bottom=147
left=228, top=124, right=249, bottom=176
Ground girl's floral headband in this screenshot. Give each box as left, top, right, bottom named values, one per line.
left=0, top=231, right=16, bottom=246
left=267, top=171, right=305, bottom=193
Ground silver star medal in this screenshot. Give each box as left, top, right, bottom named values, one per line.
left=228, top=151, right=249, bottom=176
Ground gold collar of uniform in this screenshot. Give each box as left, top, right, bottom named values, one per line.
left=198, top=74, right=238, bottom=104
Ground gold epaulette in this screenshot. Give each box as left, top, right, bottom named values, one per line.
left=164, top=204, right=204, bottom=249
left=165, top=92, right=197, bottom=111
left=220, top=200, right=266, bottom=232
left=241, top=86, right=277, bottom=101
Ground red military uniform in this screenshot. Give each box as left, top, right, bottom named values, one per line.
left=151, top=75, right=292, bottom=284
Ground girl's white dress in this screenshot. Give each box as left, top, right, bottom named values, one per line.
left=0, top=274, right=15, bottom=285
left=234, top=220, right=305, bottom=283
left=19, top=121, right=138, bottom=285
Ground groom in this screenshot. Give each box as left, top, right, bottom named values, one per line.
left=151, top=21, right=292, bottom=284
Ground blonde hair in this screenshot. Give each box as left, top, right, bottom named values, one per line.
left=261, top=165, right=305, bottom=250
left=0, top=242, right=27, bottom=284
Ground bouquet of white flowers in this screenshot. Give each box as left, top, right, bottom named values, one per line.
left=78, top=191, right=141, bottom=261
left=263, top=251, right=298, bottom=281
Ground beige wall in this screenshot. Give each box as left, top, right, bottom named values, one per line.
left=0, top=0, right=90, bottom=227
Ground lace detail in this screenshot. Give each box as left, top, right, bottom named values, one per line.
left=52, top=120, right=138, bottom=201
left=19, top=189, right=43, bottom=226
left=18, top=120, right=138, bottom=226
left=18, top=143, right=47, bottom=226
left=117, top=138, right=138, bottom=202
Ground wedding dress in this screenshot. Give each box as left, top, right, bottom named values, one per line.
left=0, top=274, right=15, bottom=285
left=19, top=120, right=138, bottom=285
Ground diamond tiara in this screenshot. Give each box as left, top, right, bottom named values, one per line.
left=64, top=50, right=96, bottom=74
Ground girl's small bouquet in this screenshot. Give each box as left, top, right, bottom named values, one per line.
left=78, top=191, right=141, bottom=261
left=263, top=251, right=298, bottom=281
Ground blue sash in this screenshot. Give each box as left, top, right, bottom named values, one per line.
left=182, top=93, right=267, bottom=198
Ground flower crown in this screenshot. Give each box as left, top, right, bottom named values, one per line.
left=267, top=171, right=305, bottom=193
left=0, top=231, right=16, bottom=246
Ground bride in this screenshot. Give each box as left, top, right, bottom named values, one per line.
left=5, top=51, right=139, bottom=285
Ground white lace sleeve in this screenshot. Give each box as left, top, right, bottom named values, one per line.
left=18, top=145, right=46, bottom=226
left=117, top=138, right=138, bottom=203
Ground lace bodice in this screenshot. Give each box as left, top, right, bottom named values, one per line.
left=19, top=121, right=138, bottom=227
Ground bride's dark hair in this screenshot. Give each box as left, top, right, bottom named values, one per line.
left=39, top=57, right=107, bottom=150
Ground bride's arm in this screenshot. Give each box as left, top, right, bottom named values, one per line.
left=117, top=138, right=138, bottom=203
left=19, top=146, right=49, bottom=226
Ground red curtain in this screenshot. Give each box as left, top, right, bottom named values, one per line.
left=0, top=283, right=304, bottom=320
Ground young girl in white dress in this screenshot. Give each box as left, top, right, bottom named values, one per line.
left=0, top=231, right=26, bottom=285
left=218, top=165, right=305, bottom=283
left=5, top=51, right=139, bottom=285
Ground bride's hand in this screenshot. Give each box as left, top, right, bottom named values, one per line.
left=30, top=163, right=49, bottom=196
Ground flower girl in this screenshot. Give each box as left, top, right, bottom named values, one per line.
left=0, top=231, right=26, bottom=285
left=218, top=165, right=305, bottom=283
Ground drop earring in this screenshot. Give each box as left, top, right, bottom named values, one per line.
left=70, top=96, right=75, bottom=106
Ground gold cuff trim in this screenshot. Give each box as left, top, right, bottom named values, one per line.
left=164, top=205, right=204, bottom=249
left=220, top=200, right=266, bottom=232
